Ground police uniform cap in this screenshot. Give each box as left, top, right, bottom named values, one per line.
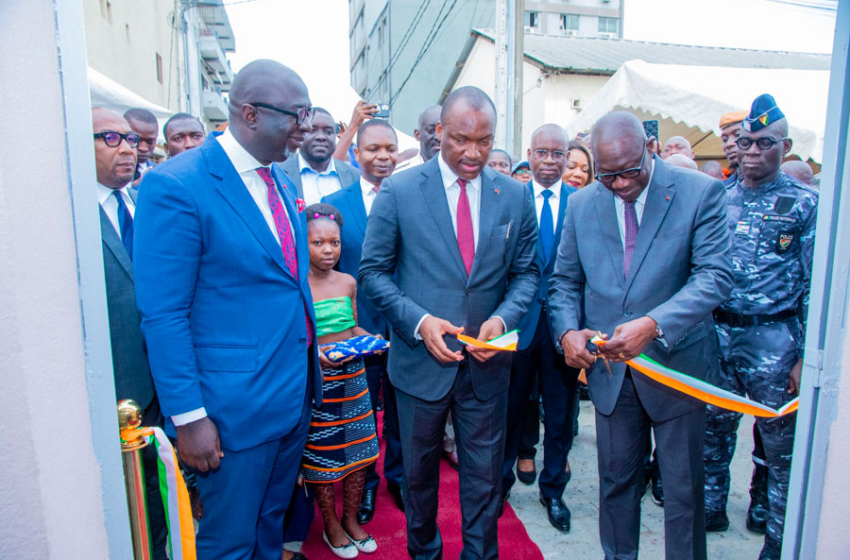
left=742, top=94, right=785, bottom=133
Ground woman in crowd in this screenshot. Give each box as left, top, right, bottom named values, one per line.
left=302, top=203, right=381, bottom=558
left=562, top=140, right=594, bottom=188
left=486, top=148, right=513, bottom=175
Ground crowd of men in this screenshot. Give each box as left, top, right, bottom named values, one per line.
left=92, top=57, right=818, bottom=560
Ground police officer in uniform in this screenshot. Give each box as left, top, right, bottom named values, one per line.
left=703, top=94, right=818, bottom=560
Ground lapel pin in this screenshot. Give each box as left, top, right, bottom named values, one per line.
left=666, top=196, right=670, bottom=200
left=495, top=188, right=500, bottom=194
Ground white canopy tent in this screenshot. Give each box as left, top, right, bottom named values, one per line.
left=565, top=60, right=829, bottom=163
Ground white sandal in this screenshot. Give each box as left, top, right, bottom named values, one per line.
left=323, top=531, right=359, bottom=558
left=344, top=530, right=378, bottom=554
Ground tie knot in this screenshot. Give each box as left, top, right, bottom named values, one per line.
left=256, top=167, right=275, bottom=189
left=372, top=184, right=380, bottom=194
left=541, top=189, right=553, bottom=200
left=624, top=200, right=635, bottom=209
left=456, top=178, right=468, bottom=190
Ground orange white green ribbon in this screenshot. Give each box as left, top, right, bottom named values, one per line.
left=591, top=336, right=799, bottom=418
left=457, top=329, right=519, bottom=351
left=145, top=427, right=197, bottom=560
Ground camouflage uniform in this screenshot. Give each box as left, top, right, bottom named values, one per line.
left=704, top=172, right=817, bottom=559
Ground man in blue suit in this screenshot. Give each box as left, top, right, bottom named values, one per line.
left=501, top=124, right=578, bottom=532
left=359, top=87, right=540, bottom=560
left=133, top=60, right=322, bottom=560
left=322, top=119, right=406, bottom=524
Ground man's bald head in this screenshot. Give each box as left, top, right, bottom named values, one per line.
left=531, top=123, right=569, bottom=147
left=781, top=160, right=814, bottom=185
left=665, top=153, right=698, bottom=170
left=700, top=160, right=725, bottom=181
left=416, top=104, right=442, bottom=161
left=591, top=112, right=653, bottom=202
left=227, top=59, right=311, bottom=165
left=663, top=136, right=694, bottom=160
left=528, top=124, right=569, bottom=187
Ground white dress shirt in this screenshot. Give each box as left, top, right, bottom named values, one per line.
left=392, top=153, right=424, bottom=174
left=360, top=177, right=380, bottom=216
left=532, top=181, right=561, bottom=236
left=97, top=182, right=135, bottom=238
left=437, top=152, right=481, bottom=249
left=298, top=152, right=343, bottom=205
left=172, top=129, right=296, bottom=427
left=613, top=161, right=655, bottom=249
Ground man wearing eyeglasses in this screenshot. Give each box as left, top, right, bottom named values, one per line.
left=704, top=94, right=818, bottom=560
left=500, top=124, right=579, bottom=533
left=133, top=60, right=322, bottom=560
left=92, top=107, right=169, bottom=559
left=549, top=111, right=733, bottom=560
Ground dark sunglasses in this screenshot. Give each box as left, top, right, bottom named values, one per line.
left=595, top=146, right=647, bottom=185
left=94, top=131, right=141, bottom=148
left=734, top=136, right=789, bottom=151
left=250, top=102, right=314, bottom=126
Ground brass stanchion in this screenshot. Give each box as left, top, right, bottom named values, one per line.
left=118, top=399, right=152, bottom=560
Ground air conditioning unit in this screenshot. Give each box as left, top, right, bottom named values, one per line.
left=524, top=25, right=535, bottom=33
left=599, top=32, right=616, bottom=39
left=571, top=98, right=582, bottom=109
left=562, top=29, right=577, bottom=37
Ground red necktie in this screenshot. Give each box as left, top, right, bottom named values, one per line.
left=456, top=178, right=475, bottom=276
left=372, top=184, right=380, bottom=193
left=256, top=167, right=313, bottom=346
left=623, top=201, right=639, bottom=277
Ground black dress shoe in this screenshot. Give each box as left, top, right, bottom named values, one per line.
left=650, top=474, right=664, bottom=507
left=516, top=460, right=537, bottom=486
left=539, top=494, right=571, bottom=533
left=386, top=483, right=405, bottom=513
left=357, top=487, right=376, bottom=525
left=705, top=509, right=729, bottom=532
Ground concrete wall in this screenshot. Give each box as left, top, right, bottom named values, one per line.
left=0, top=1, right=131, bottom=558
left=453, top=38, right=608, bottom=153
left=83, top=0, right=183, bottom=111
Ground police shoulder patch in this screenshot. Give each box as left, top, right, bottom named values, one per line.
left=777, top=232, right=795, bottom=253
left=773, top=196, right=795, bottom=214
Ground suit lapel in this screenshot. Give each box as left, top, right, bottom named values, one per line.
left=545, top=183, right=571, bottom=273
left=99, top=206, right=133, bottom=278
left=593, top=185, right=626, bottom=290
left=624, top=160, right=675, bottom=294
left=529, top=182, right=546, bottom=265
left=346, top=184, right=368, bottom=239
left=205, top=141, right=293, bottom=279
left=469, top=171, right=497, bottom=283
left=420, top=161, right=468, bottom=279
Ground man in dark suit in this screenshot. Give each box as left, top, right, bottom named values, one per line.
left=133, top=60, right=322, bottom=560
left=359, top=86, right=540, bottom=560
left=549, top=112, right=733, bottom=560
left=92, top=107, right=167, bottom=559
left=322, top=119, right=405, bottom=524
left=501, top=124, right=578, bottom=532
left=280, top=107, right=360, bottom=205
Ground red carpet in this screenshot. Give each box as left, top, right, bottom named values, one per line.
left=301, top=412, right=544, bottom=559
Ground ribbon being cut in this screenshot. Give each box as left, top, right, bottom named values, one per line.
left=591, top=335, right=799, bottom=418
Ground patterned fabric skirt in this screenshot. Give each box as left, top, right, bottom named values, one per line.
left=302, top=357, right=379, bottom=483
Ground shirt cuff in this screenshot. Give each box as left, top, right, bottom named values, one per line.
left=414, top=314, right=431, bottom=340
left=491, top=316, right=507, bottom=333
left=172, top=407, right=207, bottom=426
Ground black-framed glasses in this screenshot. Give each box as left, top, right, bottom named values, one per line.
left=250, top=102, right=314, bottom=125
left=734, top=136, right=789, bottom=151
left=595, top=145, right=647, bottom=185
left=533, top=149, right=567, bottom=161
left=94, top=131, right=141, bottom=148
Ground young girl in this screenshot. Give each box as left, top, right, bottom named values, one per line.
left=302, top=203, right=380, bottom=558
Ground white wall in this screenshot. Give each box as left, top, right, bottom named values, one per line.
left=0, top=1, right=131, bottom=558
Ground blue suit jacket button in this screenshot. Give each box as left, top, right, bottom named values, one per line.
left=299, top=337, right=307, bottom=343
left=624, top=311, right=633, bottom=318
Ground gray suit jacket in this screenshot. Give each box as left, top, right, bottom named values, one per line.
left=100, top=190, right=155, bottom=408
left=359, top=158, right=540, bottom=402
left=98, top=189, right=154, bottom=409
left=548, top=157, right=733, bottom=422
left=279, top=154, right=360, bottom=200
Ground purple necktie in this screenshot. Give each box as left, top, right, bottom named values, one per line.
left=456, top=178, right=475, bottom=276
left=256, top=167, right=313, bottom=346
left=623, top=200, right=639, bottom=277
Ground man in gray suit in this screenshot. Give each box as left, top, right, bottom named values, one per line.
left=359, top=86, right=540, bottom=560
left=548, top=112, right=733, bottom=560
left=279, top=107, right=360, bottom=204
left=92, top=107, right=167, bottom=559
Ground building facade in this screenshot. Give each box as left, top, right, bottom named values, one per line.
left=348, top=0, right=623, bottom=134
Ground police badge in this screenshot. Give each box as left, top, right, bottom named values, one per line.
left=777, top=232, right=795, bottom=254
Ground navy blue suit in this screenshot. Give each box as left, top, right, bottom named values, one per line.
left=134, top=134, right=322, bottom=560
left=502, top=181, right=581, bottom=501
left=323, top=181, right=403, bottom=491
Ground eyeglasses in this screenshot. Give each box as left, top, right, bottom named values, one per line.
left=594, top=146, right=647, bottom=185
left=94, top=131, right=141, bottom=148
left=250, top=102, right=314, bottom=125
left=532, top=149, right=567, bottom=161
left=734, top=136, right=789, bottom=151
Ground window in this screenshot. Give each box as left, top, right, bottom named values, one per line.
left=524, top=11, right=539, bottom=28
left=560, top=14, right=579, bottom=31
left=156, top=53, right=164, bottom=84
left=598, top=17, right=619, bottom=34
